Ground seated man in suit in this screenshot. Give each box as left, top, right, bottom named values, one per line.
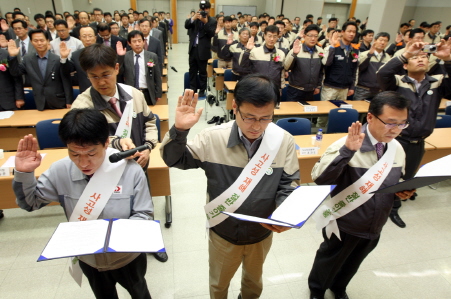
left=7, top=29, right=73, bottom=110
left=60, top=26, right=97, bottom=93
left=50, top=19, right=84, bottom=59
left=70, top=44, right=167, bottom=263
left=117, top=30, right=162, bottom=106
left=0, top=48, right=24, bottom=110
left=96, top=22, right=127, bottom=52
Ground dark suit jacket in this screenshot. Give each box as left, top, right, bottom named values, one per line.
left=185, top=16, right=217, bottom=60
left=61, top=48, right=92, bottom=93
left=0, top=49, right=24, bottom=110
left=134, top=35, right=163, bottom=71
left=150, top=28, right=164, bottom=55
left=15, top=39, right=37, bottom=58
left=96, top=35, right=127, bottom=53
left=158, top=21, right=168, bottom=47
left=118, top=50, right=162, bottom=105
left=8, top=52, right=73, bottom=110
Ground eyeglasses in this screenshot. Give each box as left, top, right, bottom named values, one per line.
left=87, top=74, right=113, bottom=81
left=374, top=114, right=409, bottom=130
left=305, top=34, right=319, bottom=38
left=237, top=108, right=273, bottom=124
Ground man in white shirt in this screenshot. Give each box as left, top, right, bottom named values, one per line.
left=50, top=19, right=83, bottom=58
left=45, top=15, right=57, bottom=41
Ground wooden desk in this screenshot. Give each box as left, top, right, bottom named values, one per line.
left=164, top=58, right=168, bottom=67
left=158, top=83, right=168, bottom=105
left=224, top=81, right=237, bottom=110
left=162, top=68, right=168, bottom=84
left=0, top=144, right=173, bottom=227
left=439, top=98, right=450, bottom=111
left=214, top=68, right=225, bottom=90
left=207, top=58, right=214, bottom=78
left=422, top=128, right=451, bottom=165
left=149, top=105, right=169, bottom=141
left=293, top=133, right=436, bottom=184
left=275, top=101, right=338, bottom=116
left=0, top=109, right=70, bottom=151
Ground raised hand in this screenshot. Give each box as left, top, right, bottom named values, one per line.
left=329, top=31, right=339, bottom=46
left=226, top=33, right=234, bottom=45
left=292, top=38, right=301, bottom=54
left=116, top=42, right=126, bottom=56
left=345, top=121, right=365, bottom=151
left=403, top=41, right=425, bottom=59
left=59, top=41, right=71, bottom=59
left=0, top=34, right=7, bottom=48
left=369, top=40, right=377, bottom=54
left=434, top=38, right=451, bottom=61
left=0, top=19, right=8, bottom=31
left=15, top=134, right=43, bottom=173
left=298, top=29, right=305, bottom=39
left=7, top=39, right=20, bottom=57
left=174, top=89, right=203, bottom=131
left=246, top=36, right=255, bottom=50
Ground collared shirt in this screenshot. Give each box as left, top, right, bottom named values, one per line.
left=101, top=87, right=120, bottom=111
left=49, top=29, right=57, bottom=40
left=36, top=51, right=50, bottom=79
left=263, top=44, right=276, bottom=54
left=366, top=124, right=386, bottom=148
left=407, top=76, right=425, bottom=92
left=237, top=127, right=264, bottom=159
left=133, top=50, right=147, bottom=89
left=50, top=36, right=84, bottom=59
left=19, top=36, right=30, bottom=56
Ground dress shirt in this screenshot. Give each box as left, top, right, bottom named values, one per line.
left=366, top=125, right=386, bottom=148
left=134, top=50, right=147, bottom=89
left=407, top=76, right=425, bottom=92
left=36, top=52, right=50, bottom=79
left=19, top=36, right=30, bottom=56
left=101, top=87, right=120, bottom=111
left=238, top=127, right=264, bottom=159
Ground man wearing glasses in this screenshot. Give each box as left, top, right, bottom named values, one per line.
left=284, top=24, right=324, bottom=102
left=161, top=74, right=300, bottom=298
left=377, top=38, right=451, bottom=228
left=308, top=91, right=414, bottom=299
left=50, top=19, right=83, bottom=59
left=240, top=25, right=286, bottom=106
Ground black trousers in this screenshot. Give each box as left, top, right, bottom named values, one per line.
left=79, top=253, right=151, bottom=299
left=286, top=85, right=315, bottom=102
left=188, top=47, right=208, bottom=92
left=308, top=229, right=380, bottom=296
left=141, top=89, right=153, bottom=106
left=392, top=137, right=425, bottom=211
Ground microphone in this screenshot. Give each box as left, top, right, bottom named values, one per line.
left=109, top=144, right=150, bottom=163
left=170, top=66, right=178, bottom=72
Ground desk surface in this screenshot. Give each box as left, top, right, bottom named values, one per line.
left=425, top=128, right=451, bottom=149
left=439, top=98, right=450, bottom=110
left=162, top=83, right=168, bottom=92
left=224, top=81, right=237, bottom=91
left=275, top=101, right=370, bottom=115
left=162, top=68, right=167, bottom=76
left=149, top=105, right=169, bottom=121
left=0, top=109, right=70, bottom=128
left=214, top=68, right=226, bottom=75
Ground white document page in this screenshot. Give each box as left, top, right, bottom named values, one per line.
left=222, top=212, right=295, bottom=227
left=1, top=154, right=47, bottom=168
left=107, top=219, right=165, bottom=252
left=0, top=111, right=14, bottom=119
left=39, top=220, right=110, bottom=261
left=415, top=154, right=451, bottom=177
left=270, top=185, right=334, bottom=226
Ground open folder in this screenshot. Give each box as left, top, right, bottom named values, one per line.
left=371, top=154, right=451, bottom=194
left=38, top=219, right=165, bottom=262
left=222, top=185, right=335, bottom=229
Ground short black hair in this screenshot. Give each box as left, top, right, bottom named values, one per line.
left=327, top=27, right=336, bottom=33
left=259, top=21, right=268, bottom=26
left=265, top=25, right=279, bottom=35
left=329, top=17, right=337, bottom=23
left=11, top=19, right=27, bottom=29
left=97, top=22, right=111, bottom=32
left=121, top=13, right=129, bottom=19
left=375, top=32, right=390, bottom=41
left=305, top=24, right=320, bottom=35
left=54, top=19, right=68, bottom=28
left=29, top=29, right=49, bottom=40
left=303, top=19, right=312, bottom=25
left=79, top=44, right=117, bottom=72
left=306, top=14, right=313, bottom=19
left=274, top=20, right=285, bottom=27
left=104, top=12, right=112, bottom=17
left=368, top=91, right=410, bottom=117
left=93, top=8, right=103, bottom=14
left=59, top=109, right=109, bottom=146
left=127, top=30, right=144, bottom=43
left=223, top=16, right=232, bottom=23
left=13, top=12, right=25, bottom=18
left=140, top=18, right=151, bottom=26
left=431, top=21, right=442, bottom=26
left=361, top=29, right=374, bottom=37
left=34, top=13, right=45, bottom=21
left=249, top=22, right=259, bottom=28
left=55, top=13, right=63, bottom=18
left=45, top=15, right=56, bottom=21
left=109, top=22, right=119, bottom=28
left=317, top=17, right=323, bottom=20
left=342, top=21, right=357, bottom=32
left=446, top=25, right=451, bottom=30
left=403, top=29, right=412, bottom=36
left=235, top=74, right=280, bottom=108
left=409, top=28, right=425, bottom=39
left=400, top=23, right=410, bottom=28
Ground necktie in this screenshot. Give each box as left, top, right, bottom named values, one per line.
left=109, top=97, right=122, bottom=117
left=21, top=41, right=26, bottom=56
left=144, top=38, right=148, bottom=50
left=104, top=39, right=110, bottom=47
left=375, top=142, right=384, bottom=160
left=134, top=54, right=140, bottom=89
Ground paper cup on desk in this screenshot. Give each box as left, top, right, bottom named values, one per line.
left=311, top=136, right=316, bottom=146
left=0, top=149, right=4, bottom=159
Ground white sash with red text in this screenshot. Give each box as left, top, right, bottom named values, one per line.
left=68, top=147, right=127, bottom=285
left=115, top=84, right=134, bottom=139
left=204, top=123, right=285, bottom=228
left=313, top=140, right=397, bottom=240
